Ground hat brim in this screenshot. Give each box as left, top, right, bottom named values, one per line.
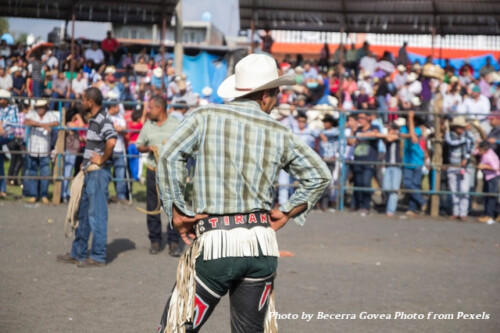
left=217, top=73, right=296, bottom=99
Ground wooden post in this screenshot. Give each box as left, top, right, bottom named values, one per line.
left=174, top=0, right=183, bottom=75
left=52, top=107, right=66, bottom=204
left=430, top=93, right=443, bottom=217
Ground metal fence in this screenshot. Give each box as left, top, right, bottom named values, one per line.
left=1, top=97, right=499, bottom=216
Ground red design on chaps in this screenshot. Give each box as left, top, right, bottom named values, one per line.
left=193, top=294, right=209, bottom=329
left=260, top=214, right=268, bottom=224
left=259, top=282, right=273, bottom=311
left=224, top=216, right=230, bottom=226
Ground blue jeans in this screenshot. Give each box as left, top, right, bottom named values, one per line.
left=383, top=166, right=402, bottom=214
left=112, top=152, right=127, bottom=200
left=127, top=143, right=140, bottom=181
left=23, top=155, right=50, bottom=198
left=0, top=137, right=11, bottom=193
left=62, top=151, right=76, bottom=199
left=352, top=164, right=374, bottom=211
left=70, top=167, right=111, bottom=263
left=32, top=80, right=43, bottom=97
left=403, top=167, right=425, bottom=212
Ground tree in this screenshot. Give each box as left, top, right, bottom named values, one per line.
left=0, top=17, right=9, bottom=35
left=15, top=33, right=28, bottom=44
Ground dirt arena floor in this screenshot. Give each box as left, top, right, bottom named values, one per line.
left=1, top=201, right=499, bottom=332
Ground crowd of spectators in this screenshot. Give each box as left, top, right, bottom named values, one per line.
left=0, top=33, right=499, bottom=223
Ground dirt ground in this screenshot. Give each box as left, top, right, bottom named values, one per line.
left=0, top=201, right=499, bottom=332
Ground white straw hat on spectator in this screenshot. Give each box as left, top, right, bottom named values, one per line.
left=0, top=89, right=11, bottom=99
left=153, top=67, right=163, bottom=78
left=450, top=116, right=467, bottom=128
left=269, top=108, right=281, bottom=120
left=486, top=71, right=500, bottom=83
left=313, top=104, right=333, bottom=113
left=394, top=118, right=406, bottom=127
left=410, top=96, right=421, bottom=106
left=294, top=66, right=304, bottom=74
left=10, top=66, right=21, bottom=74
left=218, top=54, right=296, bottom=99
left=202, top=86, right=213, bottom=97
left=327, top=95, right=338, bottom=108
left=107, top=91, right=119, bottom=100
left=397, top=65, right=406, bottom=72
left=449, top=76, right=459, bottom=83
left=407, top=72, right=418, bottom=83
left=277, top=104, right=292, bottom=117
left=35, top=99, right=48, bottom=108
left=412, top=63, right=422, bottom=70
left=104, top=66, right=116, bottom=75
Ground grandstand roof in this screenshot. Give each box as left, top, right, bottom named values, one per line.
left=240, top=0, right=500, bottom=35
left=2, top=0, right=178, bottom=24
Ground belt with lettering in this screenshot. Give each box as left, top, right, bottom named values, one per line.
left=197, top=211, right=270, bottom=233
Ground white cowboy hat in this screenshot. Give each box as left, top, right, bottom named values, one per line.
left=407, top=72, right=418, bottom=83
left=0, top=89, right=11, bottom=99
left=313, top=104, right=333, bottom=112
left=294, top=66, right=304, bottom=74
left=327, top=95, right=338, bottom=108
left=277, top=104, right=292, bottom=116
left=202, top=86, right=213, bottom=97
left=449, top=76, right=459, bottom=83
left=104, top=66, right=116, bottom=75
left=34, top=99, right=48, bottom=108
left=410, top=96, right=421, bottom=106
left=397, top=64, right=406, bottom=72
left=394, top=118, right=406, bottom=127
left=450, top=116, right=467, bottom=128
left=153, top=67, right=163, bottom=78
left=10, top=66, right=21, bottom=73
left=218, top=54, right=296, bottom=99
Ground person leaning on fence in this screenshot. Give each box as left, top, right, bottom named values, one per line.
left=0, top=89, right=19, bottom=197
left=319, top=114, right=340, bottom=211
left=155, top=54, right=331, bottom=333
left=106, top=97, right=129, bottom=204
left=136, top=95, right=183, bottom=256
left=23, top=99, right=59, bottom=204
left=475, top=141, right=500, bottom=225
left=348, top=112, right=379, bottom=216
left=444, top=116, right=474, bottom=221
left=399, top=110, right=427, bottom=216
left=57, top=87, right=117, bottom=267
left=7, top=98, right=29, bottom=187
left=382, top=118, right=405, bottom=217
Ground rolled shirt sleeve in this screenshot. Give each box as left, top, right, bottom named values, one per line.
left=157, top=112, right=200, bottom=225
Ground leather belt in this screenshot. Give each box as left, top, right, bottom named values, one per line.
left=197, top=211, right=270, bottom=233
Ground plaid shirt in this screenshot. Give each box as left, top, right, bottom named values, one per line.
left=157, top=99, right=331, bottom=226
left=0, top=104, right=19, bottom=138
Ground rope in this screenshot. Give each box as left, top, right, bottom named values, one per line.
left=135, top=146, right=163, bottom=215
left=63, top=164, right=101, bottom=237
left=64, top=170, right=85, bottom=237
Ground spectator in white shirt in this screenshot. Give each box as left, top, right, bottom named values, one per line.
left=0, top=67, right=13, bottom=91
left=71, top=71, right=88, bottom=99
left=84, top=43, right=105, bottom=68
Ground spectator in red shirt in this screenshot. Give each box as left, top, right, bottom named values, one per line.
left=101, top=31, right=120, bottom=65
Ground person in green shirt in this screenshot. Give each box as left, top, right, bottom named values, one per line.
left=136, top=95, right=182, bottom=256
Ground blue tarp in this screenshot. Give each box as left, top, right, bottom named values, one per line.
left=182, top=52, right=227, bottom=104
left=408, top=52, right=499, bottom=77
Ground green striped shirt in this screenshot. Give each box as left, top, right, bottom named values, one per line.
left=157, top=99, right=331, bottom=226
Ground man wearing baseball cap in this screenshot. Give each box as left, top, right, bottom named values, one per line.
left=156, top=53, right=331, bottom=332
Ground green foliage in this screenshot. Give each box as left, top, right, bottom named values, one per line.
left=0, top=17, right=9, bottom=35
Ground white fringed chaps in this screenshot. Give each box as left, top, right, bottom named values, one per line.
left=164, top=226, right=280, bottom=333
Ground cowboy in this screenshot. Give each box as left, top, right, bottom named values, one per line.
left=136, top=95, right=183, bottom=256
left=0, top=89, right=18, bottom=197
left=23, top=99, right=59, bottom=203
left=56, top=87, right=117, bottom=267
left=444, top=116, right=474, bottom=220
left=156, top=54, right=331, bottom=332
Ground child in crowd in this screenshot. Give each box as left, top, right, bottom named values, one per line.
left=475, top=141, right=500, bottom=225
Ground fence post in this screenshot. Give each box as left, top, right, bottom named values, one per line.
left=338, top=111, right=347, bottom=211
left=52, top=105, right=66, bottom=205
left=430, top=94, right=443, bottom=217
